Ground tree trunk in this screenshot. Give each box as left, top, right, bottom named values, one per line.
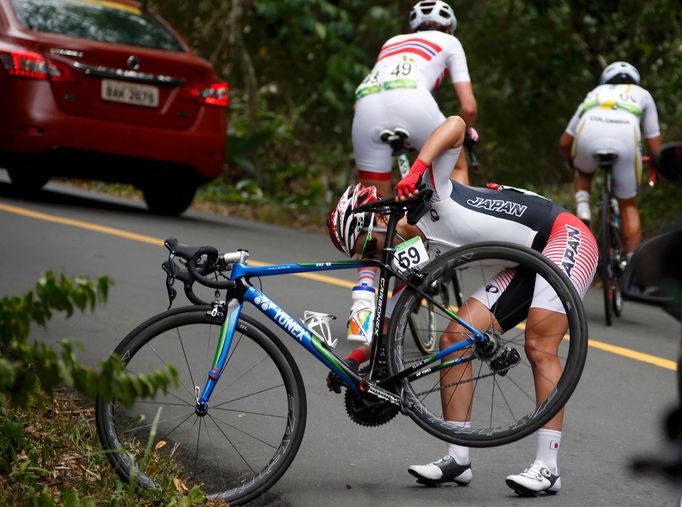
left=230, top=0, right=258, bottom=133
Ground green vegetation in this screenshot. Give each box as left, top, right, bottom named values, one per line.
left=148, top=0, right=681, bottom=234
left=0, top=273, right=219, bottom=505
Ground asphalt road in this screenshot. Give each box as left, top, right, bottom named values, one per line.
left=0, top=171, right=679, bottom=506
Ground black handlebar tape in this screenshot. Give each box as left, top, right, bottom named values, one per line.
left=186, top=246, right=235, bottom=290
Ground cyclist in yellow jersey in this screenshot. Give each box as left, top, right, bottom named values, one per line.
left=559, top=61, right=662, bottom=258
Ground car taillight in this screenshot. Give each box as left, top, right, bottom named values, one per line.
left=0, top=50, right=75, bottom=82
left=187, top=82, right=229, bottom=107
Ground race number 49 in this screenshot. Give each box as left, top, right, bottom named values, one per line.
left=393, top=237, right=429, bottom=272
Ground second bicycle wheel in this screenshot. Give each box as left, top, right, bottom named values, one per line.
left=388, top=242, right=587, bottom=447
left=95, top=307, right=307, bottom=505
left=599, top=192, right=616, bottom=326
left=409, top=268, right=464, bottom=354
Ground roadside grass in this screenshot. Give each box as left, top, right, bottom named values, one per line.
left=0, top=388, right=228, bottom=506
left=56, top=176, right=679, bottom=237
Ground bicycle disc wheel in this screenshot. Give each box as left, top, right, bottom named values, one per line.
left=599, top=193, right=615, bottom=326
left=387, top=243, right=587, bottom=447
left=96, top=307, right=307, bottom=505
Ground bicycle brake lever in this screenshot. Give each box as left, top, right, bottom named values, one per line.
left=163, top=259, right=178, bottom=309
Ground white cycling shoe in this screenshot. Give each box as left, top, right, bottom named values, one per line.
left=408, top=456, right=472, bottom=486
left=505, top=460, right=561, bottom=496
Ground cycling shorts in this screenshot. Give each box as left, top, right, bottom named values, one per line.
left=572, top=110, right=643, bottom=199
left=351, top=88, right=459, bottom=181
left=471, top=212, right=598, bottom=329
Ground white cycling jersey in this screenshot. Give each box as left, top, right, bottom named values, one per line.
left=355, top=30, right=471, bottom=99
left=565, top=84, right=660, bottom=199
left=352, top=31, right=471, bottom=178
left=386, top=163, right=598, bottom=322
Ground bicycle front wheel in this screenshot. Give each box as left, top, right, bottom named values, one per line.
left=95, top=307, right=307, bottom=505
left=388, top=243, right=588, bottom=447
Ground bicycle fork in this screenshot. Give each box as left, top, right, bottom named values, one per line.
left=195, top=298, right=243, bottom=414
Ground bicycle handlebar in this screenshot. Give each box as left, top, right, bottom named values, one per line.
left=354, top=187, right=434, bottom=226
left=163, top=238, right=239, bottom=299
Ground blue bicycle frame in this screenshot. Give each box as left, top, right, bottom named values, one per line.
left=196, top=258, right=489, bottom=409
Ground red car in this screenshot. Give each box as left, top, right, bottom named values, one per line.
left=0, top=0, right=228, bottom=215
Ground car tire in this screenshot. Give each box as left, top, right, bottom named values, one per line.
left=142, top=180, right=197, bottom=216
left=7, top=167, right=51, bottom=194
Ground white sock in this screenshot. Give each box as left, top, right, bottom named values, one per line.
left=535, top=429, right=561, bottom=474
left=574, top=190, right=590, bottom=205
left=447, top=421, right=470, bottom=465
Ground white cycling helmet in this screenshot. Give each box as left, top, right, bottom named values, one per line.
left=328, top=183, right=380, bottom=257
left=409, top=1, right=457, bottom=33
left=599, top=61, right=640, bottom=85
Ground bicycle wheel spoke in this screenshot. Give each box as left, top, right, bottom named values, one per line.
left=176, top=326, right=198, bottom=394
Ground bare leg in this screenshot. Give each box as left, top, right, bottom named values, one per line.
left=524, top=307, right=568, bottom=431
left=618, top=196, right=641, bottom=255
left=359, top=172, right=392, bottom=199
left=450, top=150, right=469, bottom=185
left=572, top=168, right=593, bottom=193
left=440, top=298, right=500, bottom=422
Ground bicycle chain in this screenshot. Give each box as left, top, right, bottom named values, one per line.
left=401, top=356, right=498, bottom=397
left=415, top=370, right=498, bottom=396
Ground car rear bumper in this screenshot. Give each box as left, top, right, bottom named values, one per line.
left=0, top=80, right=226, bottom=179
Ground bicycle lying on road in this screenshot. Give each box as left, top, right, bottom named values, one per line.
left=96, top=193, right=588, bottom=505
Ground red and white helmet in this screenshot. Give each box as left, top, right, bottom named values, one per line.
left=328, top=183, right=379, bottom=257
left=409, top=1, right=457, bottom=33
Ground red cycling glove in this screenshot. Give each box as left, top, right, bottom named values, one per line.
left=396, top=159, right=428, bottom=199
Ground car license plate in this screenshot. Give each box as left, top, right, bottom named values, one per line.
left=101, top=79, right=159, bottom=108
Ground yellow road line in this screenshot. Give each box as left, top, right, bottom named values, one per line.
left=0, top=201, right=676, bottom=370
left=0, top=203, right=356, bottom=288
left=587, top=339, right=677, bottom=371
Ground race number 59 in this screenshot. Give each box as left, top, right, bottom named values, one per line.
left=393, top=237, right=429, bottom=272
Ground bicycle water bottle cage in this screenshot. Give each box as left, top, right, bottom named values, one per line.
left=303, top=311, right=338, bottom=348
left=406, top=185, right=433, bottom=225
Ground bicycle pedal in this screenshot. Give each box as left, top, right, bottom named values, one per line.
left=303, top=311, right=338, bottom=348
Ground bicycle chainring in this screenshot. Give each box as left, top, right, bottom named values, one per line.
left=344, top=366, right=399, bottom=427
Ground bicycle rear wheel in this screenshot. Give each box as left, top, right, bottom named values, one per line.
left=95, top=307, right=307, bottom=505
left=599, top=192, right=616, bottom=326
left=388, top=243, right=587, bottom=447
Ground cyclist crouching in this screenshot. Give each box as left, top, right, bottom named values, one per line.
left=328, top=116, right=598, bottom=496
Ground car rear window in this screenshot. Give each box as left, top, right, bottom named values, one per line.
left=11, top=0, right=186, bottom=52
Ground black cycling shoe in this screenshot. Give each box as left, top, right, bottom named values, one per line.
left=408, top=456, right=472, bottom=486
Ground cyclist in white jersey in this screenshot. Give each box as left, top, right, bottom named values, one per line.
left=559, top=61, right=662, bottom=257
left=329, top=115, right=598, bottom=496
left=352, top=0, right=477, bottom=199
left=348, top=1, right=477, bottom=341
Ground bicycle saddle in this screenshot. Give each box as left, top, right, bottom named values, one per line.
left=592, top=149, right=619, bottom=163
